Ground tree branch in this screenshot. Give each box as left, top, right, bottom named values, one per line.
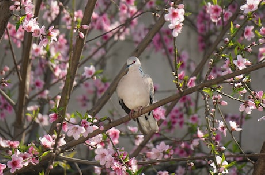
left=62, top=61, right=265, bottom=151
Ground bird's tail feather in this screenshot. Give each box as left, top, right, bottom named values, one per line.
left=137, top=111, right=159, bottom=135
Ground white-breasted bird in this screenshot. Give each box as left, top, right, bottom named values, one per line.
left=117, top=57, right=159, bottom=134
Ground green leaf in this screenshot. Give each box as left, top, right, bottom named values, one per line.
left=41, top=151, right=51, bottom=158
left=184, top=12, right=192, bottom=17
left=224, top=140, right=232, bottom=148
left=225, top=161, right=236, bottom=169
left=155, top=0, right=163, bottom=6
left=255, top=30, right=262, bottom=38
left=76, top=111, right=83, bottom=119
left=230, top=21, right=234, bottom=35
left=94, top=69, right=103, bottom=76
left=65, top=152, right=76, bottom=158
left=221, top=153, right=225, bottom=163
left=126, top=169, right=133, bottom=175
left=55, top=161, right=70, bottom=169
left=203, top=87, right=213, bottom=97
left=16, top=15, right=26, bottom=31
left=136, top=167, right=144, bottom=175
left=212, top=0, right=217, bottom=5
left=39, top=170, right=45, bottom=175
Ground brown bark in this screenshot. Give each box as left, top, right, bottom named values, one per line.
left=0, top=0, right=11, bottom=43
left=253, top=142, right=265, bottom=175
left=14, top=0, right=42, bottom=142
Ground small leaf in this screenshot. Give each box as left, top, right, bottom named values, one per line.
left=230, top=21, right=234, bottom=35
left=212, top=0, right=217, bottom=5
left=203, top=87, right=213, bottom=97
left=225, top=161, right=236, bottom=169
left=16, top=15, right=26, bottom=31
left=41, top=151, right=51, bottom=158
left=94, top=70, right=103, bottom=76
left=126, top=169, right=133, bottom=175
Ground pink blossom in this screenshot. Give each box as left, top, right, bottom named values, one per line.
left=49, top=113, right=58, bottom=123
left=169, top=22, right=183, bottom=37
left=34, top=78, right=44, bottom=89
left=83, top=65, right=96, bottom=79
left=190, top=138, right=200, bottom=150
left=81, top=119, right=94, bottom=137
left=244, top=26, right=255, bottom=41
left=164, top=7, right=185, bottom=25
left=153, top=106, right=166, bottom=120
left=23, top=18, right=39, bottom=33
left=67, top=125, right=85, bottom=140
left=121, top=0, right=135, bottom=6
left=78, top=31, right=85, bottom=39
left=233, top=55, right=251, bottom=70
left=258, top=47, right=265, bottom=61
left=175, top=166, right=185, bottom=175
left=82, top=25, right=89, bottom=29
left=0, top=137, right=8, bottom=148
left=206, top=3, right=222, bottom=23
left=36, top=114, right=48, bottom=126
left=229, top=121, right=242, bottom=131
left=111, top=161, right=126, bottom=175
left=47, top=26, right=58, bottom=42
left=127, top=126, right=138, bottom=133
left=218, top=121, right=227, bottom=137
left=85, top=131, right=103, bottom=148
left=260, top=27, right=265, bottom=36
left=0, top=163, right=6, bottom=174
left=32, top=43, right=44, bottom=57
left=239, top=100, right=256, bottom=114
left=134, top=135, right=144, bottom=146
left=190, top=114, right=199, bottom=124
left=240, top=0, right=260, bottom=14
left=128, top=157, right=138, bottom=173
left=197, top=128, right=204, bottom=140
left=223, top=10, right=232, bottom=21
left=107, top=128, right=120, bottom=145
left=157, top=171, right=169, bottom=175
left=210, top=156, right=228, bottom=173
left=95, top=148, right=114, bottom=166
left=187, top=76, right=196, bottom=87
left=178, top=70, right=185, bottom=80
left=19, top=152, right=31, bottom=166
left=7, top=154, right=24, bottom=173
left=39, top=134, right=54, bottom=149
left=7, top=141, right=20, bottom=149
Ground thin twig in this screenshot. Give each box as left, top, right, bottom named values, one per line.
left=0, top=88, right=15, bottom=108
left=6, top=28, right=22, bottom=82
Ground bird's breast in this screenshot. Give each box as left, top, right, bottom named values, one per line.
left=117, top=73, right=150, bottom=110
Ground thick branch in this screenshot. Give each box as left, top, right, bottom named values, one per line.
left=0, top=0, right=11, bottom=42
left=63, top=61, right=265, bottom=151
left=48, top=0, right=97, bottom=133
left=14, top=0, right=42, bottom=142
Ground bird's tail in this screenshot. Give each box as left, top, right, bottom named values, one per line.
left=137, top=111, right=159, bottom=135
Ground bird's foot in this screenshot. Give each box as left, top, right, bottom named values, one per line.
left=137, top=106, right=143, bottom=115
left=129, top=110, right=135, bottom=119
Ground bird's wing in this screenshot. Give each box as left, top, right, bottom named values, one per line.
left=118, top=99, right=131, bottom=114
left=136, top=74, right=159, bottom=135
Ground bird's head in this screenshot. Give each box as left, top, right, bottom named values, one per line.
left=127, top=57, right=141, bottom=68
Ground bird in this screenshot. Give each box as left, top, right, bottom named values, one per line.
left=116, top=56, right=159, bottom=135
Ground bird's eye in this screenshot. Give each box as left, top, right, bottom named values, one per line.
left=133, top=60, right=136, bottom=63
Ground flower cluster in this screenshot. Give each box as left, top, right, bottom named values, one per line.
left=164, top=3, right=185, bottom=37
left=146, top=141, right=173, bottom=160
